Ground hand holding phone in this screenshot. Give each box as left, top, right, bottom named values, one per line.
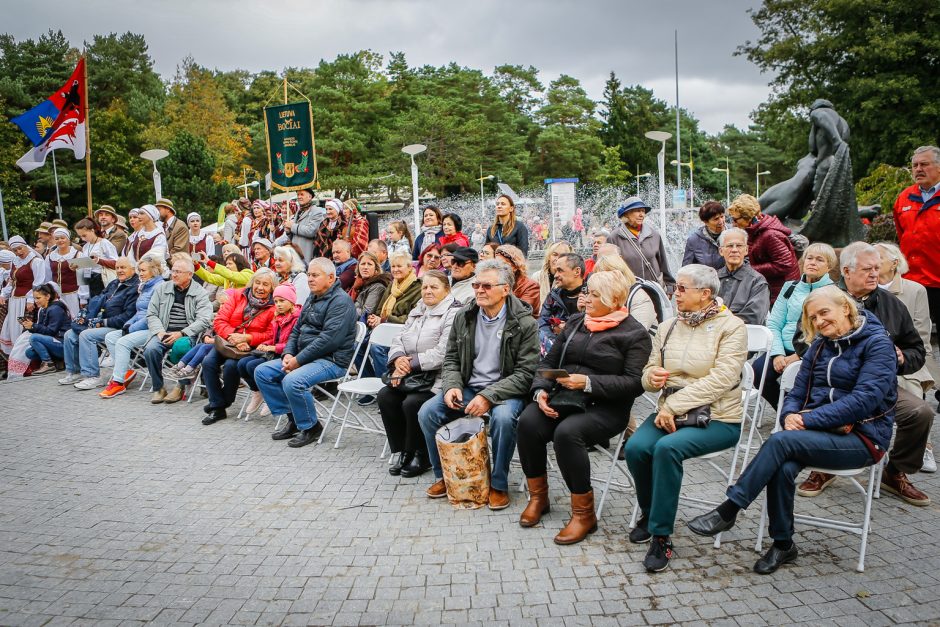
left=537, top=368, right=570, bottom=380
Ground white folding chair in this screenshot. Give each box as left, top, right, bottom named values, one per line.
left=754, top=360, right=884, bottom=572
left=306, top=321, right=369, bottom=439
left=320, top=322, right=403, bottom=448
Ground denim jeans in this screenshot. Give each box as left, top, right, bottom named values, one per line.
left=27, top=334, right=64, bottom=362
left=726, top=429, right=872, bottom=542
left=181, top=343, right=214, bottom=367
left=237, top=356, right=269, bottom=391
left=107, top=329, right=149, bottom=383
left=254, top=358, right=344, bottom=430
left=141, top=335, right=193, bottom=391
left=201, top=348, right=242, bottom=410
left=63, top=327, right=112, bottom=377
left=360, top=343, right=389, bottom=380
left=417, top=387, right=525, bottom=492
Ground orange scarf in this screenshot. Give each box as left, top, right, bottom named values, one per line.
left=584, top=307, right=629, bottom=332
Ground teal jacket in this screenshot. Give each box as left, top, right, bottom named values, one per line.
left=766, top=273, right=834, bottom=356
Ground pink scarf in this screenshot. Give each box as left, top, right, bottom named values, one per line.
left=584, top=307, right=629, bottom=332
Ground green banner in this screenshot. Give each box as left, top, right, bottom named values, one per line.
left=264, top=100, right=317, bottom=191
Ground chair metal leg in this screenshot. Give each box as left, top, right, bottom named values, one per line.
left=334, top=393, right=354, bottom=449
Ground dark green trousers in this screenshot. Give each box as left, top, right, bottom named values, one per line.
left=625, top=416, right=740, bottom=536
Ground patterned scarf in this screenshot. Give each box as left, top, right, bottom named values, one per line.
left=677, top=298, right=724, bottom=327
left=380, top=271, right=417, bottom=319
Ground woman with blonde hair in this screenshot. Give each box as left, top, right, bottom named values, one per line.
left=495, top=244, right=540, bottom=316
left=486, top=194, right=529, bottom=256
left=591, top=253, right=657, bottom=330
left=688, top=285, right=897, bottom=575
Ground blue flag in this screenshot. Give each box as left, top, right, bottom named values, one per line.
left=11, top=99, right=62, bottom=147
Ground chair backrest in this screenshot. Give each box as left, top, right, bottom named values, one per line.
left=772, top=360, right=803, bottom=434
left=633, top=278, right=672, bottom=324
left=342, top=321, right=369, bottom=379
left=746, top=324, right=774, bottom=355
left=369, top=322, right=404, bottom=349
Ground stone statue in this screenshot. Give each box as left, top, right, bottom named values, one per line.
left=759, top=99, right=866, bottom=247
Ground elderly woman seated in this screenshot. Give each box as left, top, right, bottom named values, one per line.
left=517, top=271, right=652, bottom=545
left=624, top=263, right=748, bottom=573
left=688, top=285, right=897, bottom=574
left=378, top=270, right=460, bottom=478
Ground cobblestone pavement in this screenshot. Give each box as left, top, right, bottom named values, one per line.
left=2, top=375, right=940, bottom=626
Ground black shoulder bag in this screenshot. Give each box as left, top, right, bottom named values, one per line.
left=548, top=317, right=589, bottom=417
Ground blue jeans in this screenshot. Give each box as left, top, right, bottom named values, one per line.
left=107, top=330, right=148, bottom=383
left=181, top=343, right=214, bottom=367
left=360, top=343, right=389, bottom=380
left=237, top=356, right=270, bottom=391
left=254, top=358, right=344, bottom=430
left=27, top=334, right=64, bottom=362
left=417, top=388, right=525, bottom=492
left=726, top=429, right=873, bottom=542
left=63, top=327, right=112, bottom=377
left=201, top=349, right=242, bottom=410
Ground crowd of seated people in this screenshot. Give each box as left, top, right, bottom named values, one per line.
left=3, top=181, right=938, bottom=576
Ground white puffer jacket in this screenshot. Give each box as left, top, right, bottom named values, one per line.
left=642, top=306, right=748, bottom=423
left=386, top=294, right=461, bottom=393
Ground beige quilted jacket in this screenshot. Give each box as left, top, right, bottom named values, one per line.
left=642, top=307, right=748, bottom=423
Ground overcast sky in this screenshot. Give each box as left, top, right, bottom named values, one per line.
left=3, top=0, right=771, bottom=134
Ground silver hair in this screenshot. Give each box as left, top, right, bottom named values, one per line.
left=308, top=257, right=336, bottom=277
left=677, top=263, right=720, bottom=298
left=171, top=256, right=195, bottom=274
left=274, top=245, right=305, bottom=274
left=476, top=259, right=515, bottom=290
left=389, top=250, right=411, bottom=266
left=840, top=241, right=879, bottom=271
left=332, top=238, right=351, bottom=251
left=250, top=267, right=279, bottom=288
left=137, top=253, right=166, bottom=276
left=913, top=145, right=940, bottom=164
left=718, top=227, right=748, bottom=246
left=873, top=241, right=909, bottom=276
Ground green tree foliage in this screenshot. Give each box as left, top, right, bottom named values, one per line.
left=531, top=75, right=604, bottom=181
left=739, top=0, right=940, bottom=178
left=159, top=131, right=233, bottom=218
left=855, top=163, right=911, bottom=212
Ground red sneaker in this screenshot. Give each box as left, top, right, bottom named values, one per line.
left=99, top=380, right=126, bottom=398
left=124, top=370, right=137, bottom=386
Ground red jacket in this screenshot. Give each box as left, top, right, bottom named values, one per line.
left=213, top=288, right=276, bottom=346
left=745, top=214, right=799, bottom=303
left=440, top=232, right=470, bottom=248
left=894, top=183, right=940, bottom=288
left=271, top=306, right=301, bottom=354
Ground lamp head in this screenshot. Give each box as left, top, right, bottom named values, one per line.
left=140, top=149, right=169, bottom=163
left=645, top=131, right=672, bottom=142
left=401, top=144, right=427, bottom=157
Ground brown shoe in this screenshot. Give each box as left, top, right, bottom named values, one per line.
left=554, top=491, right=598, bottom=545
left=881, top=471, right=930, bottom=506
left=426, top=479, right=447, bottom=499
left=489, top=488, right=510, bottom=510
left=150, top=388, right=167, bottom=404
left=797, top=471, right=836, bottom=497
left=163, top=386, right=184, bottom=404
left=519, top=476, right=550, bottom=527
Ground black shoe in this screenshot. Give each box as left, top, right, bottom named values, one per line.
left=271, top=418, right=299, bottom=441
left=687, top=509, right=736, bottom=537
left=288, top=422, right=323, bottom=448
left=203, top=403, right=213, bottom=414
left=389, top=451, right=413, bottom=476
left=356, top=394, right=376, bottom=406
left=644, top=536, right=675, bottom=573
left=629, top=515, right=651, bottom=544
left=754, top=544, right=798, bottom=575
left=201, top=408, right=227, bottom=425
left=400, top=451, right=432, bottom=478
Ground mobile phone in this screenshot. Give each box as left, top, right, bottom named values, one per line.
left=537, top=368, right=570, bottom=380
left=581, top=284, right=589, bottom=295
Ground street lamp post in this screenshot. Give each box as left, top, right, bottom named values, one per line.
left=644, top=131, right=672, bottom=235
left=756, top=163, right=771, bottom=196
left=712, top=156, right=730, bottom=206
left=477, top=166, right=495, bottom=219
left=635, top=164, right=652, bottom=194
left=140, top=149, right=169, bottom=202
left=402, top=144, right=427, bottom=233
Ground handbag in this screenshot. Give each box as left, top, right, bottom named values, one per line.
left=659, top=320, right=711, bottom=429
left=435, top=417, right=490, bottom=509
left=381, top=369, right=437, bottom=393
left=213, top=306, right=269, bottom=360
left=547, top=317, right=589, bottom=417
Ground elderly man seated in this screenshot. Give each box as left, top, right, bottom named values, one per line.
left=417, top=259, right=538, bottom=510
left=716, top=227, right=770, bottom=325
left=144, top=257, right=213, bottom=403
left=255, top=258, right=358, bottom=448
left=798, top=242, right=934, bottom=506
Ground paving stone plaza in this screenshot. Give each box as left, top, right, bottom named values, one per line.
left=2, top=375, right=940, bottom=626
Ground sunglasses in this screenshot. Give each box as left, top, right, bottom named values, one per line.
left=471, top=281, right=506, bottom=291
left=675, top=284, right=704, bottom=293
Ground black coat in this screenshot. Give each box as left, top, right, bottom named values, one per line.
left=485, top=222, right=530, bottom=257
left=531, top=312, right=652, bottom=415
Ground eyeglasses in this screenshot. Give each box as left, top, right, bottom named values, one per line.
left=471, top=282, right=506, bottom=291
left=675, top=284, right=703, bottom=293
left=425, top=254, right=440, bottom=260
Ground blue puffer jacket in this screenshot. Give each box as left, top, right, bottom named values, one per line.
left=766, top=273, right=834, bottom=356
left=86, top=274, right=140, bottom=330
left=126, top=276, right=165, bottom=333
left=681, top=226, right=724, bottom=270
left=781, top=310, right=897, bottom=454
left=285, top=280, right=357, bottom=368
left=32, top=300, right=71, bottom=340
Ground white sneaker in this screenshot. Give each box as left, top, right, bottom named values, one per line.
left=74, top=376, right=105, bottom=391
left=100, top=356, right=114, bottom=368
left=246, top=391, right=264, bottom=414
left=923, top=444, right=937, bottom=473
left=58, top=372, right=83, bottom=385
left=259, top=403, right=271, bottom=417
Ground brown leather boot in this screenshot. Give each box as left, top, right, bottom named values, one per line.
left=519, top=476, right=550, bottom=527
left=554, top=491, right=598, bottom=545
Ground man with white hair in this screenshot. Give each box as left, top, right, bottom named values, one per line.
left=255, top=258, right=358, bottom=448
left=894, top=146, right=940, bottom=334
left=715, top=227, right=769, bottom=325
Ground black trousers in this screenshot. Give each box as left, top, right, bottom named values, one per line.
left=377, top=385, right=434, bottom=454
left=926, top=287, right=940, bottom=337
left=516, top=400, right=630, bottom=494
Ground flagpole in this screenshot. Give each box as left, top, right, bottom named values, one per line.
left=51, top=152, right=63, bottom=219
left=0, top=184, right=8, bottom=241
left=82, top=54, right=92, bottom=217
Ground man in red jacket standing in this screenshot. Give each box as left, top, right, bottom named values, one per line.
left=894, top=145, right=940, bottom=332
